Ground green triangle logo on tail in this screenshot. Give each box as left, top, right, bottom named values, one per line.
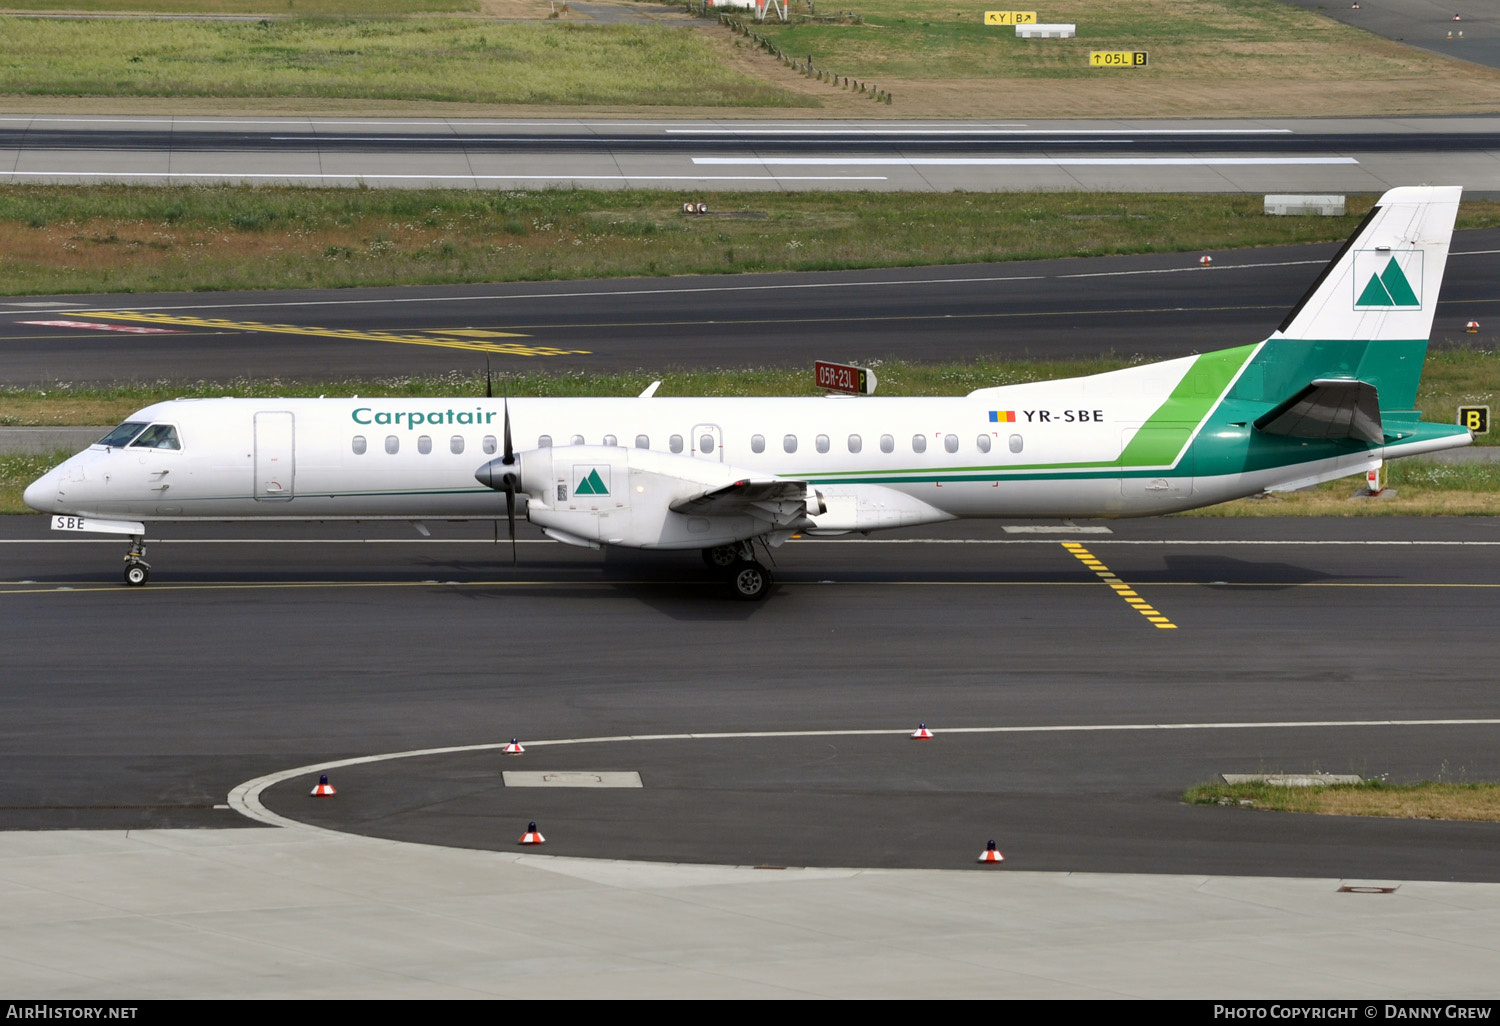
left=575, top=468, right=609, bottom=496
left=1355, top=253, right=1421, bottom=309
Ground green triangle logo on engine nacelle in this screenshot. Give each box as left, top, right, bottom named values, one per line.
left=574, top=468, right=610, bottom=496
left=1354, top=252, right=1422, bottom=309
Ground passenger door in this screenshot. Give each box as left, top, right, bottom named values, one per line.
left=254, top=411, right=296, bottom=501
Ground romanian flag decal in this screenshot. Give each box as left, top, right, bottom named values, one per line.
left=988, top=410, right=1016, bottom=423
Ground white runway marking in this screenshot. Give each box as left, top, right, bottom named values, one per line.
left=670, top=128, right=1293, bottom=135
left=0, top=171, right=888, bottom=183
left=229, top=717, right=1500, bottom=830
left=695, top=156, right=1360, bottom=167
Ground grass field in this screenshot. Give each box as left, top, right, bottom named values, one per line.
left=0, top=0, right=475, bottom=11
left=2, top=0, right=1500, bottom=116
left=0, top=16, right=806, bottom=106
left=1185, top=779, right=1500, bottom=822
left=6, top=186, right=1500, bottom=296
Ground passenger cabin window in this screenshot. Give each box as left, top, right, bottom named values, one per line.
left=418, top=435, right=432, bottom=455
left=699, top=434, right=715, bottom=455
left=750, top=434, right=764, bottom=454
left=977, top=434, right=992, bottom=453
left=538, top=435, right=552, bottom=448
left=571, top=434, right=585, bottom=446
left=450, top=436, right=464, bottom=455
left=129, top=424, right=181, bottom=450
left=483, top=435, right=497, bottom=455
left=944, top=434, right=959, bottom=453
left=636, top=434, right=650, bottom=449
left=912, top=434, right=927, bottom=453
left=880, top=434, right=894, bottom=454
left=99, top=422, right=148, bottom=448
left=815, top=434, right=830, bottom=454
left=603, top=434, right=617, bottom=446
left=385, top=435, right=400, bottom=455
left=784, top=434, right=798, bottom=454
left=848, top=434, right=862, bottom=453
left=1009, top=434, right=1024, bottom=454
left=671, top=434, right=685, bottom=453
left=352, top=435, right=367, bottom=455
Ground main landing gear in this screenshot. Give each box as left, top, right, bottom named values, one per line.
left=123, top=536, right=150, bottom=587
left=702, top=543, right=773, bottom=601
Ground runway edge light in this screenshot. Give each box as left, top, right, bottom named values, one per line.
left=519, top=821, right=546, bottom=845
left=311, top=774, right=336, bottom=797
left=979, top=840, right=1005, bottom=863
left=503, top=738, right=526, bottom=754
left=911, top=723, right=934, bottom=739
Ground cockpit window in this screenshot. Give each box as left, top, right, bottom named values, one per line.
left=128, top=424, right=182, bottom=450
left=98, top=422, right=149, bottom=447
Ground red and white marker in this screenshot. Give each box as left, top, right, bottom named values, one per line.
left=311, top=773, right=337, bottom=797
left=519, top=821, right=545, bottom=845
left=1467, top=320, right=1480, bottom=333
left=911, top=723, right=934, bottom=739
left=1199, top=255, right=1213, bottom=266
left=978, top=840, right=1004, bottom=863
left=503, top=738, right=525, bottom=754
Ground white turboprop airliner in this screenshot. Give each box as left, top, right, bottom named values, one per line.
left=25, top=186, right=1474, bottom=599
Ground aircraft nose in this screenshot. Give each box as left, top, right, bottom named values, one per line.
left=22, top=469, right=57, bottom=512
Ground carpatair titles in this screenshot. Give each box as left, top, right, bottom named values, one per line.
left=352, top=407, right=497, bottom=427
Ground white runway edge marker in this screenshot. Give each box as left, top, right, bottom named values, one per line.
left=693, top=157, right=1360, bottom=167
left=229, top=718, right=1500, bottom=832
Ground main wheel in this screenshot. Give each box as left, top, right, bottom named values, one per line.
left=702, top=545, right=740, bottom=569
left=123, top=562, right=149, bottom=587
left=729, top=561, right=772, bottom=601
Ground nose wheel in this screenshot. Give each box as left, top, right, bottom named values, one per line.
left=123, top=536, right=150, bottom=587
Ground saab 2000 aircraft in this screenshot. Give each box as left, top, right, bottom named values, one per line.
left=25, top=185, right=1474, bottom=600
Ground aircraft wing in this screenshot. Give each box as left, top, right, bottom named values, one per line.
left=1254, top=378, right=1384, bottom=445
left=669, top=478, right=815, bottom=524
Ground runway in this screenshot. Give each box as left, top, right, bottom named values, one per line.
left=4, top=515, right=1499, bottom=884
left=4, top=114, right=1500, bottom=193
left=4, top=227, right=1499, bottom=386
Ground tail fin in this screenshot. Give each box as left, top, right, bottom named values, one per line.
left=1254, top=185, right=1461, bottom=413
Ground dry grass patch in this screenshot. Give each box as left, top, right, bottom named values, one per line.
left=1187, top=780, right=1500, bottom=822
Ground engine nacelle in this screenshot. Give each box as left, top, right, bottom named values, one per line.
left=476, top=445, right=785, bottom=550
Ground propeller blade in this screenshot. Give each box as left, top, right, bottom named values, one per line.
left=503, top=395, right=514, bottom=465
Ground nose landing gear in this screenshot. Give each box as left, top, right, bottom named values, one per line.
left=123, top=536, right=150, bottom=587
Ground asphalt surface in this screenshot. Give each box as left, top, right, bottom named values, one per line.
left=4, top=515, right=1499, bottom=879
left=4, top=227, right=1499, bottom=386
left=5, top=114, right=1500, bottom=193
left=1280, top=0, right=1500, bottom=71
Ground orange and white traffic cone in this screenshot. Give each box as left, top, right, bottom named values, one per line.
left=519, top=821, right=545, bottom=845
left=1467, top=320, right=1480, bottom=333
left=910, top=723, right=934, bottom=739
left=1199, top=255, right=1213, bottom=267
left=503, top=738, right=525, bottom=754
left=978, top=839, right=1004, bottom=863
left=311, top=773, right=336, bottom=797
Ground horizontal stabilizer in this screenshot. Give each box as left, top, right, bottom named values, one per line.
left=1254, top=379, right=1384, bottom=445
